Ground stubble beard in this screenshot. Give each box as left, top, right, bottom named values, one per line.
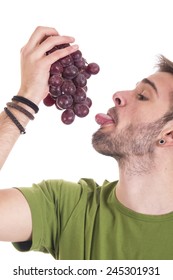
left=92, top=118, right=166, bottom=175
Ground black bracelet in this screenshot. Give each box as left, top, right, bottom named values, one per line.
left=6, top=102, right=35, bottom=120
left=12, top=96, right=39, bottom=114
left=4, top=107, right=26, bottom=134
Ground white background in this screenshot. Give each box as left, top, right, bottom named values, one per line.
left=0, top=0, right=173, bottom=278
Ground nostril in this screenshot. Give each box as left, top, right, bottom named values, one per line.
left=112, top=91, right=127, bottom=106
left=115, top=97, right=121, bottom=106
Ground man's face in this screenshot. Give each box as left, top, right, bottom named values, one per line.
left=92, top=72, right=173, bottom=162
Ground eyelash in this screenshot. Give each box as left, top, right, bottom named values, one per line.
left=137, top=93, right=148, bottom=101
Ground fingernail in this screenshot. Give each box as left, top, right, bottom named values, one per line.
left=72, top=44, right=79, bottom=50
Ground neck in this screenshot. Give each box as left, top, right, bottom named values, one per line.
left=115, top=154, right=173, bottom=215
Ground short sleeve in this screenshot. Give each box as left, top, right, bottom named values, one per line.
left=13, top=179, right=83, bottom=259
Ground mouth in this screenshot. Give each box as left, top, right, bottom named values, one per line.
left=95, top=108, right=118, bottom=127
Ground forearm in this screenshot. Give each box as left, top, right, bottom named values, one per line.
left=0, top=104, right=35, bottom=169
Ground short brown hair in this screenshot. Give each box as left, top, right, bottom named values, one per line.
left=156, top=55, right=173, bottom=118
left=156, top=55, right=173, bottom=74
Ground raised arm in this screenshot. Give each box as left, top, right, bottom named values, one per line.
left=0, top=26, right=79, bottom=242
left=0, top=26, right=78, bottom=169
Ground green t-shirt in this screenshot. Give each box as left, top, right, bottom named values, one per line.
left=13, top=178, right=173, bottom=260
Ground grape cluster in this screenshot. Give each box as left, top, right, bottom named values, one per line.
left=43, top=44, right=100, bottom=124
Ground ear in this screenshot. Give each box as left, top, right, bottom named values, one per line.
left=158, top=121, right=173, bottom=147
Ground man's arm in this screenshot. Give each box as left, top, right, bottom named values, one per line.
left=0, top=110, right=32, bottom=168
left=0, top=26, right=79, bottom=242
left=0, top=188, right=32, bottom=242
left=0, top=26, right=78, bottom=169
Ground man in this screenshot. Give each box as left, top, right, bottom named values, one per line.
left=0, top=26, right=173, bottom=260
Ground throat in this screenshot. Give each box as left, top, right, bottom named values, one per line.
left=118, top=154, right=155, bottom=176
left=116, top=173, right=173, bottom=215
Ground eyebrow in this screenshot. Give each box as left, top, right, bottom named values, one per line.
left=141, top=78, right=158, bottom=95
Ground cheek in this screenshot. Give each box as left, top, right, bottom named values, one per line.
left=119, top=107, right=138, bottom=126
left=129, top=105, right=155, bottom=123
left=117, top=105, right=159, bottom=129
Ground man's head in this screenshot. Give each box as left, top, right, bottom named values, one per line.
left=92, top=55, right=173, bottom=171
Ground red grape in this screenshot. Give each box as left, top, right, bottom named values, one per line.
left=43, top=94, right=56, bottom=106
left=73, top=73, right=87, bottom=87
left=62, top=65, right=79, bottom=79
left=81, top=97, right=92, bottom=108
left=50, top=61, right=63, bottom=75
left=74, top=58, right=86, bottom=69
left=61, top=80, right=76, bottom=95
left=86, top=63, right=100, bottom=75
left=74, top=103, right=89, bottom=118
left=56, top=94, right=73, bottom=109
left=44, top=42, right=100, bottom=124
left=49, top=86, right=61, bottom=98
left=80, top=69, right=91, bottom=79
left=61, top=109, right=75, bottom=124
left=59, top=55, right=73, bottom=67
left=49, top=74, right=63, bottom=87
left=73, top=87, right=86, bottom=103
left=71, top=50, right=82, bottom=61
left=55, top=103, right=63, bottom=110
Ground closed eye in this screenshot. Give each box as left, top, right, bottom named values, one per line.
left=137, top=93, right=149, bottom=101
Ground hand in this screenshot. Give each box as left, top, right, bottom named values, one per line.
left=18, top=26, right=79, bottom=104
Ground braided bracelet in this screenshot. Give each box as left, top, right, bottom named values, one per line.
left=6, top=102, right=35, bottom=120
left=4, top=107, right=26, bottom=134
left=12, top=96, right=39, bottom=114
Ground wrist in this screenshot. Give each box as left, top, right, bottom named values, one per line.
left=3, top=94, right=38, bottom=135
left=12, top=96, right=39, bottom=114
left=17, top=89, right=44, bottom=106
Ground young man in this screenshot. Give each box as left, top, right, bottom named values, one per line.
left=0, top=26, right=173, bottom=260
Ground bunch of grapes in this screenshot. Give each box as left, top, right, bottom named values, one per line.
left=43, top=44, right=100, bottom=124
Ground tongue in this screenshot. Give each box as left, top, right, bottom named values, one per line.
left=95, top=113, right=114, bottom=125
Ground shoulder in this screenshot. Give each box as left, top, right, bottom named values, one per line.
left=46, top=178, right=117, bottom=199
left=17, top=178, right=117, bottom=209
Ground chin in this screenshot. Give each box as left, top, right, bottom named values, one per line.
left=92, top=130, right=114, bottom=157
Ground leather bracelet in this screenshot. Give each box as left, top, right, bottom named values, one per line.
left=12, top=96, right=39, bottom=114
left=4, top=107, right=26, bottom=134
left=6, top=102, right=35, bottom=120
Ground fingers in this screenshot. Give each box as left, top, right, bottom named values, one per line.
left=18, top=26, right=80, bottom=103
left=21, top=26, right=78, bottom=64
left=25, top=26, right=60, bottom=50
left=34, top=35, right=76, bottom=58
left=45, top=44, right=79, bottom=65
left=21, top=26, right=79, bottom=67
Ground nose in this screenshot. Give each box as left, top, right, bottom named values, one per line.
left=112, top=91, right=128, bottom=107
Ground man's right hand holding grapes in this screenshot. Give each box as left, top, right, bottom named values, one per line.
left=0, top=26, right=79, bottom=169
left=18, top=26, right=79, bottom=106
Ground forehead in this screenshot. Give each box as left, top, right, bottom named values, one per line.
left=146, top=72, right=173, bottom=97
